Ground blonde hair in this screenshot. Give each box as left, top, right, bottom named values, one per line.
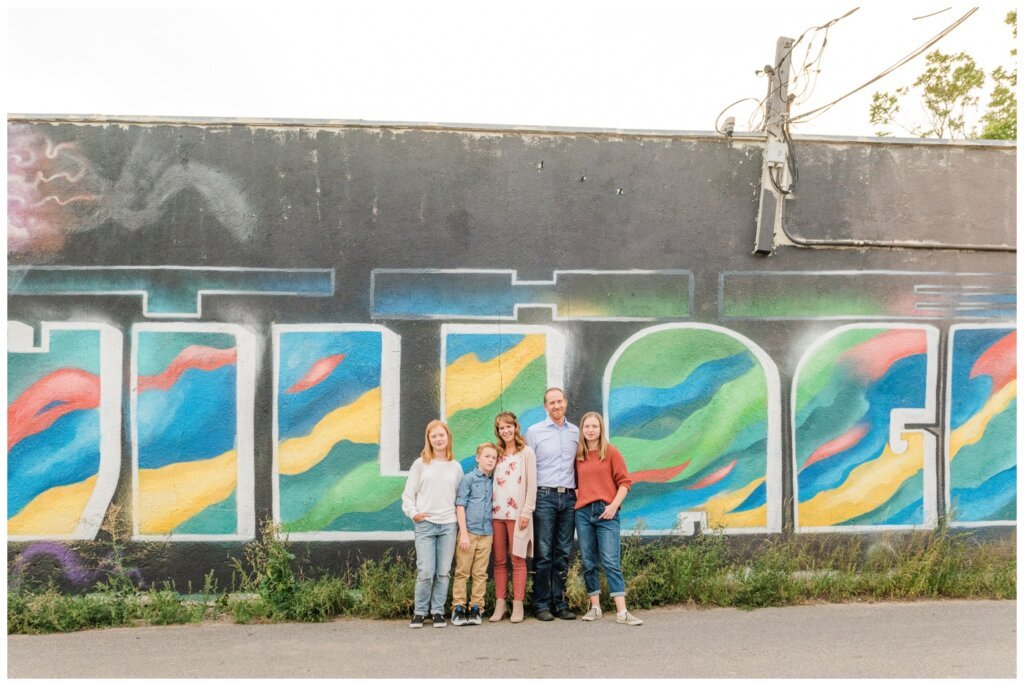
left=575, top=411, right=608, bottom=462
left=493, top=411, right=526, bottom=456
left=420, top=420, right=454, bottom=464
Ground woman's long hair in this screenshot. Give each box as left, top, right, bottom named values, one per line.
left=575, top=411, right=608, bottom=462
left=420, top=420, right=454, bottom=464
left=493, top=411, right=526, bottom=456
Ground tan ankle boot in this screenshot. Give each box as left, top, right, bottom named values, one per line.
left=489, top=598, right=507, bottom=622
left=510, top=600, right=525, bottom=623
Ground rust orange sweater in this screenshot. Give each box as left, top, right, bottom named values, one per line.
left=574, top=444, right=632, bottom=510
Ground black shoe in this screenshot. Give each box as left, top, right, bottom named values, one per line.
left=555, top=608, right=577, bottom=620
left=432, top=613, right=447, bottom=628
left=535, top=609, right=555, bottom=621
left=451, top=605, right=468, bottom=626
left=468, top=605, right=482, bottom=625
left=410, top=614, right=425, bottom=628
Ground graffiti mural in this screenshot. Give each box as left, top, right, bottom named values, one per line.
left=273, top=325, right=407, bottom=540
left=793, top=325, right=939, bottom=531
left=721, top=271, right=1017, bottom=321
left=5, top=119, right=1017, bottom=577
left=8, top=322, right=121, bottom=540
left=8, top=266, right=335, bottom=318
left=603, top=324, right=782, bottom=534
left=8, top=126, right=256, bottom=256
left=372, top=269, right=693, bottom=321
left=946, top=326, right=1016, bottom=526
left=442, top=325, right=565, bottom=467
left=131, top=324, right=255, bottom=540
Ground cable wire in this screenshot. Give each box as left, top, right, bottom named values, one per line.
left=789, top=7, right=979, bottom=124
left=714, top=97, right=763, bottom=134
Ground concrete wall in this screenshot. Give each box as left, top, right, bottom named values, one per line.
left=7, top=118, right=1016, bottom=586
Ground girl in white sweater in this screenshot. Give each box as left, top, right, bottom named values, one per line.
left=402, top=420, right=464, bottom=628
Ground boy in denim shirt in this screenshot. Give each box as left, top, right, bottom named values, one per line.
left=451, top=442, right=498, bottom=625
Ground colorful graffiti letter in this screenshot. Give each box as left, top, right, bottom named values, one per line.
left=8, top=322, right=121, bottom=540
left=274, top=325, right=407, bottom=539
left=604, top=324, right=781, bottom=534
left=132, top=324, right=255, bottom=540
left=794, top=325, right=938, bottom=530
left=946, top=326, right=1016, bottom=525
left=442, top=325, right=565, bottom=466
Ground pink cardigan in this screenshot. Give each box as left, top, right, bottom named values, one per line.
left=493, top=446, right=537, bottom=559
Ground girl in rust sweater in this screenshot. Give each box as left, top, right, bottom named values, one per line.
left=574, top=411, right=642, bottom=625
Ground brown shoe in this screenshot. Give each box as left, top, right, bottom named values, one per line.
left=510, top=600, right=525, bottom=623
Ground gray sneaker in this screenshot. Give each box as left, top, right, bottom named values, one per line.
left=450, top=605, right=468, bottom=626
left=581, top=606, right=602, bottom=621
left=616, top=610, right=643, bottom=626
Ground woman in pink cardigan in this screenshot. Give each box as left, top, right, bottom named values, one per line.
left=489, top=411, right=537, bottom=624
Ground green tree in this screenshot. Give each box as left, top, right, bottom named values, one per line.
left=869, top=51, right=984, bottom=138
left=869, top=12, right=1016, bottom=140
left=979, top=11, right=1016, bottom=140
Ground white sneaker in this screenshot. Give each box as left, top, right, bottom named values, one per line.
left=616, top=610, right=643, bottom=626
left=581, top=606, right=602, bottom=621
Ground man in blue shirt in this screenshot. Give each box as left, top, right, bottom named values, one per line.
left=525, top=387, right=580, bottom=621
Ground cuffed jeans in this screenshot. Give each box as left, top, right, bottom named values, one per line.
left=575, top=501, right=625, bottom=597
left=413, top=521, right=457, bottom=615
left=532, top=489, right=576, bottom=613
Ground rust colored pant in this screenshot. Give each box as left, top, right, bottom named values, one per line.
left=492, top=518, right=527, bottom=601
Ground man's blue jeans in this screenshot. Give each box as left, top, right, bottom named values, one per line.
left=574, top=500, right=625, bottom=597
left=413, top=521, right=457, bottom=616
left=532, top=489, right=576, bottom=613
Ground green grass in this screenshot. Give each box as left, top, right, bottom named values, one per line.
left=8, top=526, right=1015, bottom=634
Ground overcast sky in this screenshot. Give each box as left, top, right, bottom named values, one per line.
left=5, top=1, right=1018, bottom=137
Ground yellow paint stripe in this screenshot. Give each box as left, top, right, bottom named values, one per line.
left=949, top=380, right=1016, bottom=460
left=798, top=433, right=924, bottom=527
left=698, top=477, right=767, bottom=529
left=278, top=387, right=382, bottom=476
left=138, top=451, right=236, bottom=534
left=8, top=476, right=97, bottom=536
left=445, top=335, right=545, bottom=415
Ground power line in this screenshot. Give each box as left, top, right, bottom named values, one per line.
left=714, top=97, right=763, bottom=135
left=788, top=7, right=979, bottom=124
left=729, top=7, right=860, bottom=132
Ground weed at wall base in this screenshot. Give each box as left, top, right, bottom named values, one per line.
left=352, top=554, right=416, bottom=619
left=7, top=526, right=1014, bottom=633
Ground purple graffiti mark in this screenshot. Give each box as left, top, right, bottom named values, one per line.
left=9, top=542, right=144, bottom=590
left=8, top=126, right=256, bottom=256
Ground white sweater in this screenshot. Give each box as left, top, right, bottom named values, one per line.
left=401, top=458, right=464, bottom=524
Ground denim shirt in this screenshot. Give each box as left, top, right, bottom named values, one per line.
left=455, top=468, right=494, bottom=536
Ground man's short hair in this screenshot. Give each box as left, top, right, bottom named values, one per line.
left=543, top=387, right=566, bottom=404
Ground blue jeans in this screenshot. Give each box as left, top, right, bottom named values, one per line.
left=532, top=489, right=576, bottom=613
left=574, top=501, right=625, bottom=597
left=413, top=521, right=457, bottom=615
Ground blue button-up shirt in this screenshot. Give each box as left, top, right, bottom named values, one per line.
left=526, top=416, right=579, bottom=489
left=455, top=467, right=494, bottom=536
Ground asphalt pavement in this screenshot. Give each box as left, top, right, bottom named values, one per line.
left=7, top=599, right=1016, bottom=678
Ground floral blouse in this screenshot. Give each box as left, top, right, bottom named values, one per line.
left=491, top=449, right=524, bottom=520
